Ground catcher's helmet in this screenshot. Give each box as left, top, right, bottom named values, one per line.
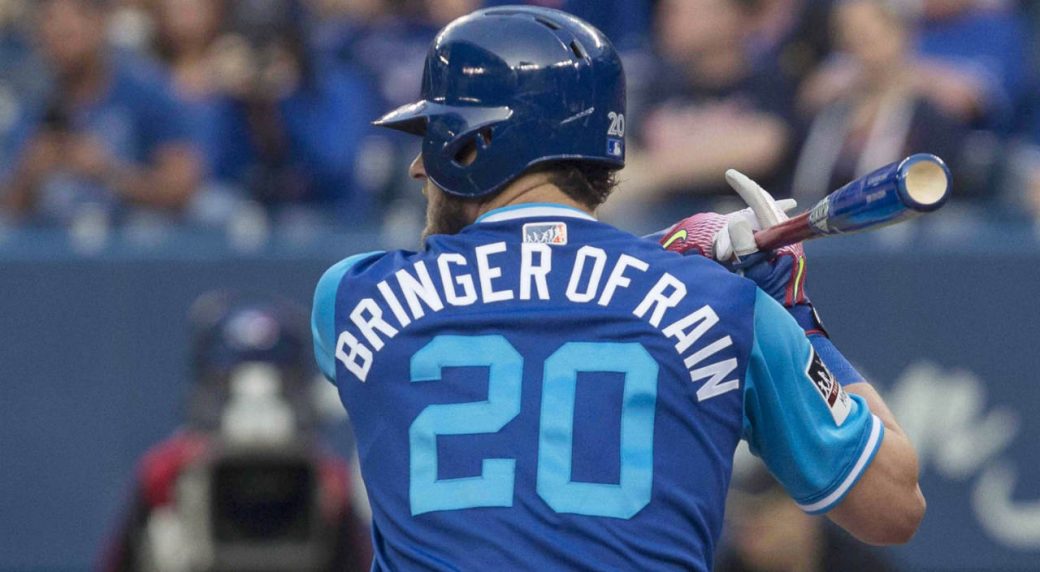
left=190, top=291, right=311, bottom=380
left=374, top=6, right=626, bottom=198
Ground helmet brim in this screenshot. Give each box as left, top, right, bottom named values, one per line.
left=374, top=100, right=514, bottom=138
left=373, top=101, right=431, bottom=136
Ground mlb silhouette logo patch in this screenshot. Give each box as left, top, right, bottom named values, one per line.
left=523, top=222, right=568, bottom=245
left=607, top=138, right=624, bottom=158
left=806, top=347, right=851, bottom=426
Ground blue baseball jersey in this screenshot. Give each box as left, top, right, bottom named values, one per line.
left=312, top=204, right=882, bottom=571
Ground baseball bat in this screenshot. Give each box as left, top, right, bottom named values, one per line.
left=753, top=153, right=951, bottom=251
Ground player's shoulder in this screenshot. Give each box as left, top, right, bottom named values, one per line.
left=315, top=249, right=425, bottom=299
left=314, top=223, right=524, bottom=296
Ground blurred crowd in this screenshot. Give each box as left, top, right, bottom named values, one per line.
left=2, top=0, right=1040, bottom=238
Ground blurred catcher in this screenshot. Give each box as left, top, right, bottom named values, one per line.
left=103, top=292, right=370, bottom=572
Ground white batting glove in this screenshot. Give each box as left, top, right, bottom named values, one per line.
left=714, top=169, right=798, bottom=262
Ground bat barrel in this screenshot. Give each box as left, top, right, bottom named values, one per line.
left=808, top=153, right=951, bottom=236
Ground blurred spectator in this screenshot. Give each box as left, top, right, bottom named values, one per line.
left=482, top=0, right=653, bottom=51
left=147, top=0, right=248, bottom=227
left=307, top=0, right=395, bottom=93
left=0, top=0, right=46, bottom=177
left=315, top=0, right=432, bottom=111
left=149, top=0, right=227, bottom=165
left=311, top=0, right=476, bottom=238
left=102, top=292, right=371, bottom=572
left=0, top=0, right=202, bottom=226
left=0, top=0, right=46, bottom=105
left=1026, top=165, right=1040, bottom=225
left=1009, top=105, right=1040, bottom=224
left=791, top=0, right=970, bottom=203
left=716, top=458, right=898, bottom=572
left=803, top=0, right=1032, bottom=133
left=1017, top=0, right=1040, bottom=222
left=108, top=0, right=154, bottom=53
left=423, top=0, right=484, bottom=26
left=744, top=0, right=836, bottom=85
left=916, top=0, right=1032, bottom=133
left=203, top=0, right=380, bottom=226
left=621, top=0, right=796, bottom=217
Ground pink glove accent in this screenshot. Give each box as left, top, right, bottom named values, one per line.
left=660, top=212, right=728, bottom=258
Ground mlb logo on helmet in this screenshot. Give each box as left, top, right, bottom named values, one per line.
left=607, top=138, right=624, bottom=158
left=523, top=222, right=568, bottom=245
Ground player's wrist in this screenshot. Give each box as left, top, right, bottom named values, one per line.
left=808, top=334, right=863, bottom=386
left=787, top=303, right=828, bottom=338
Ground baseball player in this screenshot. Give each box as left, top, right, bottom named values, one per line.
left=312, top=7, right=924, bottom=571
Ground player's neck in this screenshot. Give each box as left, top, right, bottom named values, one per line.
left=475, top=173, right=592, bottom=219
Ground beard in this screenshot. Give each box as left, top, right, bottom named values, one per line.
left=421, top=183, right=474, bottom=243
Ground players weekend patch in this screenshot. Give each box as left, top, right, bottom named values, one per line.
left=523, top=222, right=568, bottom=245
left=806, top=347, right=851, bottom=426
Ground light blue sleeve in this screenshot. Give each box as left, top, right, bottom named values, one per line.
left=743, top=289, right=884, bottom=514
left=312, top=251, right=384, bottom=382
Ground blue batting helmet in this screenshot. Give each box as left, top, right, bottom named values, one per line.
left=374, top=6, right=626, bottom=198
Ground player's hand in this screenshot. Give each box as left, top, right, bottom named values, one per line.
left=660, top=170, right=824, bottom=334
left=721, top=169, right=808, bottom=308
left=724, top=170, right=828, bottom=335
left=658, top=175, right=797, bottom=267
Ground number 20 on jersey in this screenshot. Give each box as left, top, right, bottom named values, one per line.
left=409, top=335, right=658, bottom=519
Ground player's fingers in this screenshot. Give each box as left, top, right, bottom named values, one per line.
left=714, top=225, right=734, bottom=262
left=724, top=206, right=762, bottom=236
left=729, top=170, right=794, bottom=224
left=725, top=169, right=782, bottom=229
left=728, top=217, right=759, bottom=259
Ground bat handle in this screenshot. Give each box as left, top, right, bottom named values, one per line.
left=753, top=212, right=814, bottom=251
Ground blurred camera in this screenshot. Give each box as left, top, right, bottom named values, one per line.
left=135, top=365, right=341, bottom=572
left=162, top=447, right=335, bottom=572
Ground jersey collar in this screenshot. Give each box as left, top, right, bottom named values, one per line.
left=476, top=203, right=597, bottom=224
